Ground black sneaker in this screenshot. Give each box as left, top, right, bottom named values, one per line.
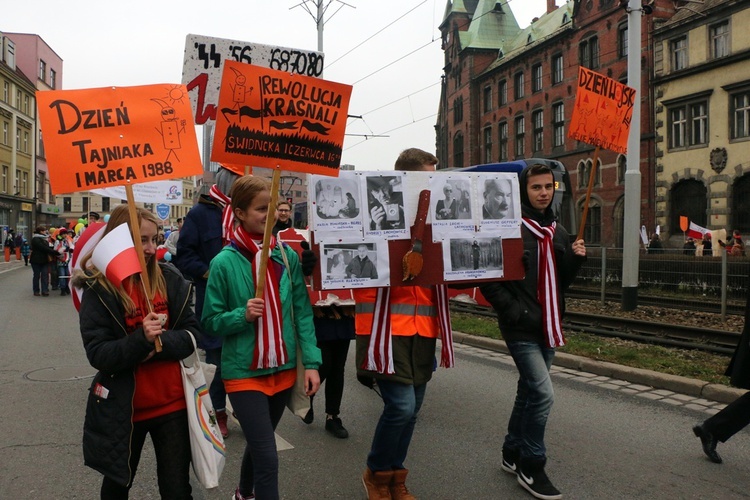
left=501, top=447, right=520, bottom=475
left=517, top=460, right=561, bottom=500
left=325, top=417, right=349, bottom=439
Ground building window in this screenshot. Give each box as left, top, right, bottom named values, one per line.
left=102, top=197, right=111, bottom=212
left=37, top=172, right=46, bottom=201
left=453, top=132, right=464, bottom=168
left=532, top=64, right=542, bottom=93
left=671, top=180, right=707, bottom=233
left=483, top=86, right=492, bottom=113
left=1, top=166, right=7, bottom=193
left=2, top=122, right=7, bottom=145
left=582, top=201, right=601, bottom=244
left=731, top=90, right=750, bottom=140
left=514, top=115, right=525, bottom=158
left=39, top=129, right=45, bottom=158
left=498, top=121, right=508, bottom=161
left=63, top=197, right=71, bottom=212
left=15, top=169, right=20, bottom=194
left=2, top=82, right=8, bottom=102
left=552, top=102, right=565, bottom=147
left=514, top=72, right=525, bottom=100
left=50, top=69, right=56, bottom=89
left=39, top=60, right=46, bottom=81
left=23, top=95, right=29, bottom=115
left=82, top=196, right=89, bottom=213
left=579, top=35, right=599, bottom=69
left=532, top=110, right=543, bottom=152
left=483, top=126, right=493, bottom=163
left=617, top=155, right=626, bottom=185
left=551, top=54, right=563, bottom=85
left=710, top=21, right=730, bottom=59
left=618, top=24, right=628, bottom=58
left=16, top=90, right=21, bottom=109
left=453, top=97, right=463, bottom=125
left=22, top=172, right=28, bottom=197
left=668, top=99, right=709, bottom=149
left=16, top=128, right=20, bottom=149
left=499, top=79, right=507, bottom=106
left=23, top=131, right=28, bottom=153
left=671, top=36, right=687, bottom=71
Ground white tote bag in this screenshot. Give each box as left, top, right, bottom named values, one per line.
left=181, top=331, right=226, bottom=489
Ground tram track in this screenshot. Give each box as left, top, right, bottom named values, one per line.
left=567, top=288, right=745, bottom=316
left=450, top=301, right=739, bottom=356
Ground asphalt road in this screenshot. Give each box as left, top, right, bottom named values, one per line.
left=2, top=260, right=750, bottom=499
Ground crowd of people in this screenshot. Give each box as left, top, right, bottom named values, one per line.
left=9, top=150, right=750, bottom=499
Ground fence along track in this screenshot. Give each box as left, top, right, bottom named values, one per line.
left=450, top=302, right=738, bottom=356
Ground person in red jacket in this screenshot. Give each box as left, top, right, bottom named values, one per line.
left=356, top=148, right=455, bottom=500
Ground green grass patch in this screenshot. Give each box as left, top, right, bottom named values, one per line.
left=451, top=312, right=731, bottom=386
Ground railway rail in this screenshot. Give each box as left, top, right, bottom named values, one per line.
left=450, top=301, right=739, bottom=356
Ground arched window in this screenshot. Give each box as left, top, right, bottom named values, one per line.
left=453, top=132, right=464, bottom=169
left=732, top=174, right=750, bottom=234
left=617, top=155, right=626, bottom=185
left=670, top=179, right=707, bottom=235
left=613, top=195, right=625, bottom=248
left=579, top=198, right=601, bottom=244
left=578, top=161, right=586, bottom=188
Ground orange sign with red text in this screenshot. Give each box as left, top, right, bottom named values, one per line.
left=210, top=60, right=352, bottom=177
left=37, top=84, right=202, bottom=195
left=568, top=67, right=635, bottom=155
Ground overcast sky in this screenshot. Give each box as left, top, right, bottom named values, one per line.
left=3, top=0, right=556, bottom=171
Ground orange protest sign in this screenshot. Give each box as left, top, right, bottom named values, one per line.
left=211, top=60, right=352, bottom=177
left=37, top=84, right=202, bottom=195
left=568, top=67, right=635, bottom=155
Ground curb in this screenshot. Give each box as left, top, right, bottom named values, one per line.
left=452, top=331, right=746, bottom=405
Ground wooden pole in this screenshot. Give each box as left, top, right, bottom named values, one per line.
left=125, top=184, right=162, bottom=352
left=576, top=146, right=601, bottom=242
left=254, top=167, right=281, bottom=298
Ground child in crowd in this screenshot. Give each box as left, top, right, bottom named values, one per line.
left=73, top=205, right=200, bottom=498
left=201, top=175, right=322, bottom=500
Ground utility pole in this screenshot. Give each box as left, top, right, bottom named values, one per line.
left=291, top=0, right=354, bottom=75
left=621, top=0, right=644, bottom=311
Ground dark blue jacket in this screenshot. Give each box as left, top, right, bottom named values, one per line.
left=175, top=195, right=225, bottom=349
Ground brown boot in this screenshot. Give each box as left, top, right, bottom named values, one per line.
left=362, top=468, right=393, bottom=500
left=390, top=468, right=416, bottom=500
left=216, top=409, right=229, bottom=438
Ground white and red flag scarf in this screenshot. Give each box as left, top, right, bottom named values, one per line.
left=687, top=221, right=709, bottom=240
left=231, top=225, right=287, bottom=369
left=208, top=185, right=234, bottom=245
left=71, top=222, right=107, bottom=311
left=91, top=223, right=142, bottom=287
left=522, top=218, right=565, bottom=348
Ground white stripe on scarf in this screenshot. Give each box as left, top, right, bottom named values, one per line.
left=208, top=185, right=234, bottom=245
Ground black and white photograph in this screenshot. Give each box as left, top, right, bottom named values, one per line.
left=362, top=172, right=409, bottom=240
left=476, top=173, right=522, bottom=237
left=442, top=236, right=504, bottom=281
left=309, top=172, right=363, bottom=235
left=320, top=240, right=391, bottom=289
left=430, top=174, right=475, bottom=240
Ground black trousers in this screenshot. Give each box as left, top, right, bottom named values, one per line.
left=704, top=391, right=750, bottom=443
left=100, top=410, right=192, bottom=500
left=316, top=338, right=352, bottom=416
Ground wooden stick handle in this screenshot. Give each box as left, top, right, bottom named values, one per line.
left=255, top=168, right=282, bottom=298
left=126, top=184, right=162, bottom=352
left=576, top=146, right=600, bottom=242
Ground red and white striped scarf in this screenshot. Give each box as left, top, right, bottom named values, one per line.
left=522, top=218, right=565, bottom=348
left=365, top=285, right=454, bottom=374
left=208, top=185, right=234, bottom=245
left=230, top=225, right=287, bottom=369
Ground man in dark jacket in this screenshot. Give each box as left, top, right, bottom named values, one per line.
left=346, top=244, right=378, bottom=279
left=479, top=163, right=586, bottom=500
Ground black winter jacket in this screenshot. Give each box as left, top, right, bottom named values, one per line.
left=479, top=166, right=585, bottom=344
left=29, top=233, right=58, bottom=265
left=76, top=264, right=200, bottom=487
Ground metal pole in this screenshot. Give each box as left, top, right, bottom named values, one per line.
left=721, top=249, right=727, bottom=321
left=621, top=0, right=643, bottom=311
left=601, top=246, right=607, bottom=306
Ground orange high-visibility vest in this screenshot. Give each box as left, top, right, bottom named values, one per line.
left=354, top=286, right=439, bottom=338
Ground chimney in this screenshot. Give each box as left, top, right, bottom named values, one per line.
left=547, top=0, right=558, bottom=14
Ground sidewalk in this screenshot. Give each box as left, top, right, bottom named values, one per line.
left=453, top=331, right=746, bottom=410
left=0, top=257, right=27, bottom=275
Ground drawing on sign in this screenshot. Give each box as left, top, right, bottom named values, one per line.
left=151, top=96, right=187, bottom=163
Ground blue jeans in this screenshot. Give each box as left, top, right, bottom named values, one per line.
left=31, top=262, right=49, bottom=294
left=204, top=347, right=227, bottom=412
left=367, top=379, right=426, bottom=471
left=57, top=263, right=69, bottom=291
left=505, top=341, right=555, bottom=460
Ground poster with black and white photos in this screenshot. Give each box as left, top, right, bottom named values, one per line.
left=475, top=173, right=521, bottom=237
left=361, top=171, right=409, bottom=240
left=309, top=171, right=362, bottom=237
left=442, top=235, right=504, bottom=281
left=319, top=239, right=390, bottom=289
left=429, top=173, right=474, bottom=239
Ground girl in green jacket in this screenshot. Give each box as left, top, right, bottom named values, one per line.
left=202, top=175, right=321, bottom=500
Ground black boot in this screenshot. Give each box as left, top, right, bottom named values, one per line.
left=517, top=457, right=561, bottom=500
left=693, top=424, right=722, bottom=463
